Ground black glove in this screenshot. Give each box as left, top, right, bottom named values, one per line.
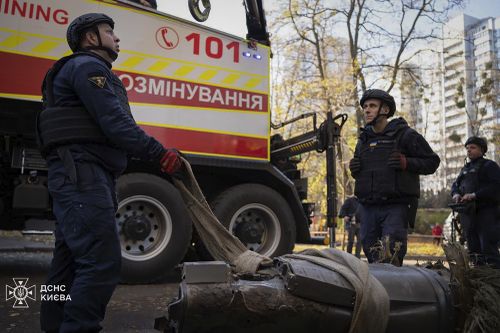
left=387, top=151, right=407, bottom=170
left=349, top=157, right=361, bottom=177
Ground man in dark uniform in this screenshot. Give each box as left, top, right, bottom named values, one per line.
left=38, top=13, right=181, bottom=332
left=451, top=136, right=500, bottom=268
left=338, top=195, right=361, bottom=258
left=349, top=89, right=440, bottom=266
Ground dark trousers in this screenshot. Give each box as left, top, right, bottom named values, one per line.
left=40, top=161, right=121, bottom=332
left=359, top=203, right=408, bottom=265
left=346, top=224, right=361, bottom=258
left=460, top=205, right=500, bottom=268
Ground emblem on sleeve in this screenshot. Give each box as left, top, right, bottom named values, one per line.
left=88, top=76, right=107, bottom=88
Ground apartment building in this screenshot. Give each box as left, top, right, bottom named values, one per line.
left=440, top=14, right=499, bottom=187
left=399, top=14, right=499, bottom=193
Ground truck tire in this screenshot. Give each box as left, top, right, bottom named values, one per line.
left=116, top=173, right=192, bottom=284
left=210, top=183, right=296, bottom=257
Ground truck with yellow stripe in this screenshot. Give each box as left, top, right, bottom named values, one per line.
left=0, top=0, right=329, bottom=283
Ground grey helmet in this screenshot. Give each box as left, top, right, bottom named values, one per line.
left=360, top=89, right=396, bottom=117
left=66, top=13, right=117, bottom=60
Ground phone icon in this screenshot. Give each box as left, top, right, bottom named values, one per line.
left=161, top=28, right=174, bottom=48
left=156, top=26, right=179, bottom=50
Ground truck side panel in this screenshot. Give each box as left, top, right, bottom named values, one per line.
left=0, top=0, right=270, bottom=160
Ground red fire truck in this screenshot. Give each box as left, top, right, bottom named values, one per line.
left=0, top=0, right=344, bottom=283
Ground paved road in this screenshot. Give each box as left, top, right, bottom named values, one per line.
left=0, top=237, right=179, bottom=333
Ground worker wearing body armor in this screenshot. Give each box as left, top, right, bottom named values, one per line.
left=349, top=89, right=440, bottom=266
left=451, top=137, right=500, bottom=268
left=38, top=14, right=181, bottom=332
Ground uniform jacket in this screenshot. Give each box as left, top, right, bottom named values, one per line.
left=43, top=52, right=165, bottom=175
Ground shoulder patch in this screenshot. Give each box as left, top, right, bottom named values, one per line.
left=88, top=76, right=107, bottom=88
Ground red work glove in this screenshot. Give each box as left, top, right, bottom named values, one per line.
left=388, top=151, right=407, bottom=170
left=160, top=149, right=182, bottom=175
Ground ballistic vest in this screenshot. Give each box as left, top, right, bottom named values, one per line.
left=354, top=127, right=419, bottom=204
left=456, top=158, right=486, bottom=195
left=37, top=52, right=131, bottom=156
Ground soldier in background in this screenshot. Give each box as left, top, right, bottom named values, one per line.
left=451, top=136, right=500, bottom=268
left=338, top=196, right=362, bottom=258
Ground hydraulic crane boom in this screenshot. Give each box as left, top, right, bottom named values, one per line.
left=243, top=0, right=271, bottom=46
left=271, top=113, right=348, bottom=247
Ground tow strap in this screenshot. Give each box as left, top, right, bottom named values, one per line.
left=173, top=158, right=390, bottom=332
left=173, top=157, right=272, bottom=274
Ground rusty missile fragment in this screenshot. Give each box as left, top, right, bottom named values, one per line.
left=155, top=258, right=454, bottom=333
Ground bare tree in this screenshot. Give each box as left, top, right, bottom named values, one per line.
left=333, top=0, right=465, bottom=127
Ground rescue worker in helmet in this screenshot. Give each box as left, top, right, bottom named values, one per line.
left=349, top=89, right=440, bottom=266
left=451, top=136, right=500, bottom=268
left=38, top=13, right=181, bottom=332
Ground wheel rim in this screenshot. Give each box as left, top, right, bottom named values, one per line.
left=116, top=195, right=172, bottom=262
left=228, top=203, right=281, bottom=256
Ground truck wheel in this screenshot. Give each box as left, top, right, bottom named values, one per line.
left=210, top=184, right=296, bottom=257
left=116, top=173, right=192, bottom=284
